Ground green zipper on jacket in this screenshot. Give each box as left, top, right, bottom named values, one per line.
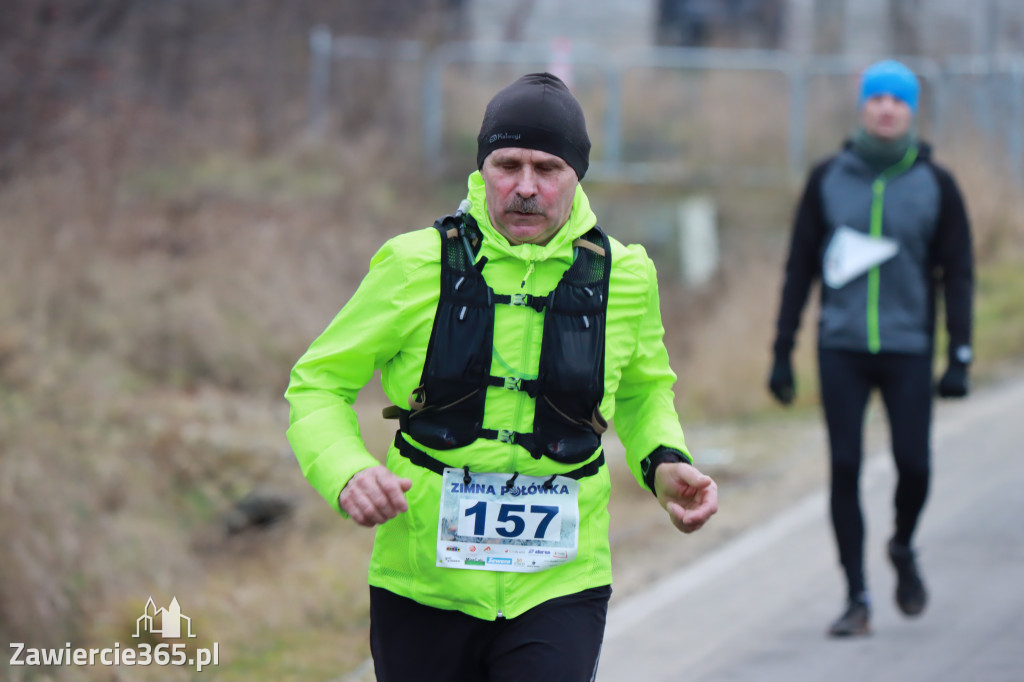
left=494, top=256, right=542, bottom=619
left=866, top=146, right=918, bottom=353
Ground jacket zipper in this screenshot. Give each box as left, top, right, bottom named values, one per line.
left=510, top=256, right=540, bottom=470
left=866, top=147, right=918, bottom=353
left=520, top=260, right=536, bottom=289
left=495, top=257, right=542, bottom=619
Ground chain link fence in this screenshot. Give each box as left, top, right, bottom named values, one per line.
left=309, top=29, right=1024, bottom=188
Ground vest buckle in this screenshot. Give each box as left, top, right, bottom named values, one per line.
left=502, top=376, right=522, bottom=391
left=510, top=293, right=530, bottom=306
left=497, top=429, right=516, bottom=444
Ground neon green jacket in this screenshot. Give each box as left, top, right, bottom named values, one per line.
left=286, top=172, right=690, bottom=620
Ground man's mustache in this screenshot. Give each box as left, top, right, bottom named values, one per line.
left=505, top=195, right=543, bottom=215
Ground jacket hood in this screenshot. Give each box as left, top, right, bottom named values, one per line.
left=464, top=171, right=598, bottom=263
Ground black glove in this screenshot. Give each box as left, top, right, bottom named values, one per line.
left=937, top=360, right=969, bottom=398
left=768, top=354, right=796, bottom=405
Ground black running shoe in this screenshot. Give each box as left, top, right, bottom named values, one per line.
left=888, top=539, right=927, bottom=617
left=827, top=598, right=871, bottom=637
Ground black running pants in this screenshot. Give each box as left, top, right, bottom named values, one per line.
left=369, top=584, right=611, bottom=682
left=818, top=348, right=932, bottom=599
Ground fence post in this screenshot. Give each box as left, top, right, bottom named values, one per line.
left=786, top=61, right=807, bottom=179
left=603, top=64, right=624, bottom=171
left=308, top=25, right=333, bottom=137
left=421, top=44, right=451, bottom=164
left=1009, top=58, right=1024, bottom=188
left=677, top=195, right=719, bottom=287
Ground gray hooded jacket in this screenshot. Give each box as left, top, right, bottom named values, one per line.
left=773, top=142, right=973, bottom=362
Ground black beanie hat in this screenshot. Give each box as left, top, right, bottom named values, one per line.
left=476, top=72, right=591, bottom=180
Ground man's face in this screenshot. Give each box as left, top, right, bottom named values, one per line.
left=860, top=94, right=914, bottom=141
left=481, top=148, right=578, bottom=246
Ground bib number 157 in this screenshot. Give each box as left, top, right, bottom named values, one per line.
left=457, top=500, right=562, bottom=541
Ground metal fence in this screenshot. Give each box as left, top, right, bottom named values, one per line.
left=309, top=27, right=1024, bottom=187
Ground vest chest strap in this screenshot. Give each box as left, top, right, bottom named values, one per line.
left=485, top=375, right=539, bottom=395
left=493, top=292, right=546, bottom=311
left=392, top=431, right=605, bottom=481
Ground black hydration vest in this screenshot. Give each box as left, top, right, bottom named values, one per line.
left=391, top=208, right=611, bottom=466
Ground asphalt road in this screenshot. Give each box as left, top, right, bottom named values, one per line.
left=599, top=372, right=1024, bottom=682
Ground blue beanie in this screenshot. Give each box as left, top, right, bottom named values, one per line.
left=859, top=60, right=919, bottom=113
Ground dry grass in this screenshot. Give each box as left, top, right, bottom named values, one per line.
left=0, top=112, right=436, bottom=675
left=1, top=67, right=1023, bottom=682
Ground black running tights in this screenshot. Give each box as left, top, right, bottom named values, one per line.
left=818, top=348, right=932, bottom=599
left=369, top=585, right=611, bottom=682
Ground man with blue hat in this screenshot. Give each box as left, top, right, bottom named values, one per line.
left=767, top=59, right=975, bottom=637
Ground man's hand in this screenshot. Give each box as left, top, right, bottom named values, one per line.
left=654, top=462, right=718, bottom=534
left=937, top=360, right=969, bottom=398
left=339, top=465, right=413, bottom=527
left=768, top=354, right=796, bottom=405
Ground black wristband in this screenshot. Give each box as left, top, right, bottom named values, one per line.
left=640, top=447, right=691, bottom=495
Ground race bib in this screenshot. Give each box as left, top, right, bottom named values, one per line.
left=823, top=225, right=899, bottom=289
left=437, top=469, right=580, bottom=573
